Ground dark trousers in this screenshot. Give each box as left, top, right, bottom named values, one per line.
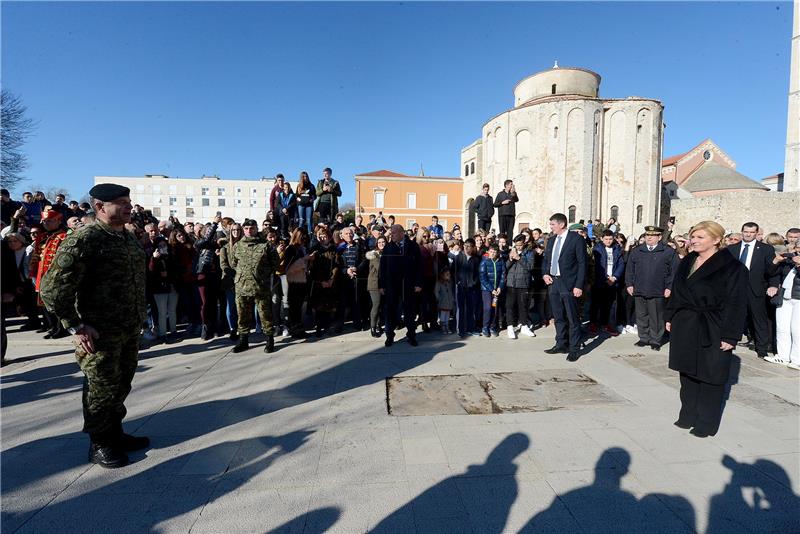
left=417, top=276, right=436, bottom=328
left=634, top=295, right=665, bottom=344
left=590, top=283, right=617, bottom=326
left=384, top=288, right=416, bottom=340
left=287, top=282, right=307, bottom=334
left=678, top=373, right=726, bottom=434
left=197, top=273, right=220, bottom=331
left=616, top=287, right=635, bottom=327
left=506, top=287, right=530, bottom=327
left=548, top=277, right=582, bottom=350
left=317, top=202, right=333, bottom=225
left=477, top=219, right=491, bottom=233
left=499, top=215, right=514, bottom=237
left=455, top=285, right=480, bottom=335
left=481, top=290, right=499, bottom=332
left=744, top=292, right=771, bottom=354
left=336, top=277, right=363, bottom=329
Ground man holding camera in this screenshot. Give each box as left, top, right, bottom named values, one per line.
left=315, top=167, right=342, bottom=225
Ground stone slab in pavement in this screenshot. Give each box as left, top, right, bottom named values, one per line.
left=2, top=320, right=799, bottom=533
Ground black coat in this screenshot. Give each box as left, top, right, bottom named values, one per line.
left=726, top=241, right=779, bottom=297
left=378, top=237, right=422, bottom=295
left=493, top=190, right=518, bottom=217
left=666, top=249, right=748, bottom=385
left=542, top=231, right=586, bottom=292
left=472, top=195, right=494, bottom=221
left=626, top=243, right=678, bottom=297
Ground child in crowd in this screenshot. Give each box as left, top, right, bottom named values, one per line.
left=452, top=238, right=481, bottom=337
left=506, top=234, right=536, bottom=339
left=435, top=269, right=455, bottom=334
left=479, top=244, right=505, bottom=336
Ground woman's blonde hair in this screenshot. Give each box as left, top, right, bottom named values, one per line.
left=764, top=232, right=784, bottom=247
left=689, top=221, right=725, bottom=250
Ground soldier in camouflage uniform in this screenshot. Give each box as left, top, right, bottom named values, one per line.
left=39, top=184, right=148, bottom=469
left=230, top=218, right=279, bottom=354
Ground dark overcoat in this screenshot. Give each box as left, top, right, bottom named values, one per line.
left=665, top=249, right=748, bottom=385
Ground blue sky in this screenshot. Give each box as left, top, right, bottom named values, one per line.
left=2, top=1, right=793, bottom=202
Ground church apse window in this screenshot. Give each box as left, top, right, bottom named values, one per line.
left=553, top=126, right=559, bottom=139
left=552, top=84, right=556, bottom=95
left=610, top=205, right=619, bottom=221
left=568, top=205, right=576, bottom=223
left=636, top=205, right=643, bottom=224
left=470, top=162, right=475, bottom=174
left=465, top=164, right=469, bottom=176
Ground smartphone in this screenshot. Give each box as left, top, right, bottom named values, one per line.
left=669, top=216, right=676, bottom=224
left=216, top=211, right=222, bottom=217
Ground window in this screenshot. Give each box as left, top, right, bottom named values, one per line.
left=551, top=84, right=557, bottom=94
left=251, top=188, right=258, bottom=196
left=439, top=219, right=447, bottom=229
left=217, top=188, right=226, bottom=196
left=407, top=193, right=416, bottom=209
left=636, top=205, right=643, bottom=224
left=185, top=197, right=194, bottom=206
left=553, top=126, right=559, bottom=139
left=202, top=198, right=210, bottom=207
left=374, top=191, right=385, bottom=209
left=438, top=194, right=448, bottom=211
left=407, top=219, right=416, bottom=228
left=235, top=199, right=242, bottom=207
left=169, top=196, right=177, bottom=206
left=610, top=205, right=619, bottom=220
left=136, top=185, right=145, bottom=193
left=202, top=187, right=210, bottom=196
left=250, top=199, right=258, bottom=208
left=152, top=207, right=161, bottom=217
left=186, top=208, right=195, bottom=218
left=218, top=198, right=226, bottom=207
left=470, top=162, right=475, bottom=174
left=568, top=205, right=576, bottom=224
left=169, top=185, right=177, bottom=194
left=169, top=209, right=178, bottom=218
left=236, top=187, right=242, bottom=197
left=464, top=164, right=469, bottom=176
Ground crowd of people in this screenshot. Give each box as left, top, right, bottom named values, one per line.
left=1, top=179, right=799, bottom=371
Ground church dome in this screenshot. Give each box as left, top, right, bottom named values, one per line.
left=513, top=65, right=601, bottom=107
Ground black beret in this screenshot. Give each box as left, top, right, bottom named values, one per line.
left=242, top=218, right=257, bottom=227
left=89, top=183, right=130, bottom=201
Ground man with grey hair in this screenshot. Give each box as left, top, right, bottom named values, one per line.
left=379, top=224, right=422, bottom=346
left=335, top=226, right=365, bottom=332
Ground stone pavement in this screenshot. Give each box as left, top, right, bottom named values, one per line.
left=1, top=321, right=798, bottom=533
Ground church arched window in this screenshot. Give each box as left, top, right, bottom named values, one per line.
left=610, top=205, right=619, bottom=221
left=464, top=164, right=469, bottom=176
left=636, top=205, right=643, bottom=224
left=553, top=126, right=559, bottom=139
left=551, top=84, right=557, bottom=95
left=568, top=205, right=576, bottom=223
left=470, top=162, right=475, bottom=174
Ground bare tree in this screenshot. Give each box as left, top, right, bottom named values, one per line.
left=1, top=90, right=37, bottom=190
left=27, top=184, right=71, bottom=202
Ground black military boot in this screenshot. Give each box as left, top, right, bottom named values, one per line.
left=88, top=442, right=128, bottom=468
left=264, top=335, right=275, bottom=354
left=114, top=423, right=150, bottom=452
left=232, top=334, right=249, bottom=353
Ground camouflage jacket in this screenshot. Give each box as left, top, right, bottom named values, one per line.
left=230, top=236, right=278, bottom=297
left=40, top=219, right=147, bottom=332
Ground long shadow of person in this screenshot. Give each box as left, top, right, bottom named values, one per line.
left=2, top=430, right=315, bottom=533
left=520, top=448, right=694, bottom=533
left=265, top=506, right=341, bottom=534
left=369, top=432, right=530, bottom=533
left=706, top=454, right=800, bottom=533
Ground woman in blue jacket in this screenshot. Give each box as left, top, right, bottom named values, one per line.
left=590, top=230, right=625, bottom=336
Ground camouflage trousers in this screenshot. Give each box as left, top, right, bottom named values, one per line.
left=75, top=327, right=139, bottom=444
left=236, top=294, right=273, bottom=335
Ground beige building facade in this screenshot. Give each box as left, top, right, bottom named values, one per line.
left=785, top=0, right=800, bottom=192
left=461, top=65, right=664, bottom=237
left=94, top=175, right=286, bottom=222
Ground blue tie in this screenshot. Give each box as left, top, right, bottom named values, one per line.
left=739, top=243, right=749, bottom=265
left=550, top=236, right=562, bottom=276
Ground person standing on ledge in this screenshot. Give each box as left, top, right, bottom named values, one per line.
left=40, top=184, right=149, bottom=469
left=666, top=221, right=747, bottom=438
left=472, top=183, right=495, bottom=234
left=314, top=167, right=342, bottom=225
left=493, top=179, right=519, bottom=238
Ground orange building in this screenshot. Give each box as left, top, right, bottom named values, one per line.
left=354, top=170, right=464, bottom=231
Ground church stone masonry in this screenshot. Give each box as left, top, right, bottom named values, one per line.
left=461, top=65, right=664, bottom=238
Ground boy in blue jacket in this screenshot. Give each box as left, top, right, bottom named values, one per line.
left=479, top=244, right=506, bottom=337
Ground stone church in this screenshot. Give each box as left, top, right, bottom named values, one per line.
left=460, top=64, right=664, bottom=237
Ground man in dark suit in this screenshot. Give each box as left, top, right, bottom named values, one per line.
left=542, top=213, right=587, bottom=361
left=379, top=224, right=422, bottom=347
left=727, top=222, right=780, bottom=358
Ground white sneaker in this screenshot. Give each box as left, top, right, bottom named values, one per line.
left=507, top=325, right=517, bottom=339
left=787, top=362, right=800, bottom=371
left=764, top=355, right=790, bottom=365
left=625, top=325, right=636, bottom=334
left=282, top=326, right=290, bottom=338
left=520, top=325, right=536, bottom=337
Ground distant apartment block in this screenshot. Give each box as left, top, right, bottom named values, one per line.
left=93, top=175, right=291, bottom=222
left=354, top=170, right=464, bottom=231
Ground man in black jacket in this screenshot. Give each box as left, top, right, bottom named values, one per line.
left=472, top=184, right=495, bottom=233
left=379, top=224, right=422, bottom=347
left=542, top=213, right=587, bottom=361
left=493, top=180, right=519, bottom=237
left=727, top=222, right=780, bottom=358
left=626, top=226, right=678, bottom=351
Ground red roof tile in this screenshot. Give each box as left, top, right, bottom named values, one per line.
left=662, top=151, right=688, bottom=166
left=357, top=170, right=407, bottom=177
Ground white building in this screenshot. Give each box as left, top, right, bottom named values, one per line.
left=461, top=65, right=664, bottom=237
left=93, top=174, right=290, bottom=222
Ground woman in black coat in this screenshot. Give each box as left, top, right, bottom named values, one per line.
left=665, top=221, right=747, bottom=437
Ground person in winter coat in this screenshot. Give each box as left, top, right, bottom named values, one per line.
left=314, top=167, right=342, bottom=225
left=451, top=238, right=482, bottom=337
left=219, top=223, right=243, bottom=340
left=379, top=224, right=422, bottom=347
left=295, top=171, right=316, bottom=234
left=505, top=234, right=535, bottom=339
left=493, top=180, right=519, bottom=238
left=766, top=246, right=800, bottom=369
left=590, top=230, right=625, bottom=336
left=308, top=225, right=341, bottom=337
left=435, top=269, right=455, bottom=334
left=472, top=184, right=495, bottom=233
left=194, top=216, right=222, bottom=340
left=626, top=226, right=678, bottom=350
left=479, top=245, right=506, bottom=336
left=362, top=235, right=386, bottom=337
left=147, top=238, right=179, bottom=342
left=665, top=221, right=747, bottom=437
left=277, top=182, right=297, bottom=239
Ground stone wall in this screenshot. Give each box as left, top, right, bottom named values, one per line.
left=668, top=190, right=800, bottom=236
